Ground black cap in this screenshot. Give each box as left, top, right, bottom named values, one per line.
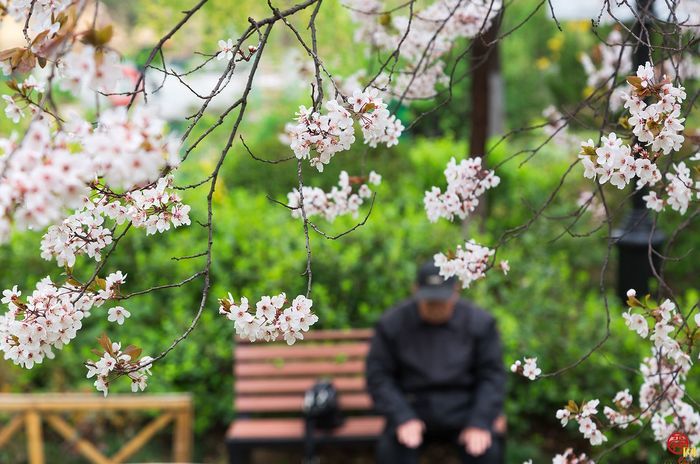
left=415, top=260, right=457, bottom=301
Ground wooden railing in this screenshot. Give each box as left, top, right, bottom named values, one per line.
left=0, top=393, right=193, bottom=464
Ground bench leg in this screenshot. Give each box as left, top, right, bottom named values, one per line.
left=228, top=443, right=251, bottom=464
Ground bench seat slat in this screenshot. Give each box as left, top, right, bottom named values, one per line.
left=235, top=361, right=364, bottom=378
left=236, top=343, right=369, bottom=362
left=226, top=417, right=384, bottom=440
left=236, top=377, right=366, bottom=395
left=235, top=393, right=372, bottom=413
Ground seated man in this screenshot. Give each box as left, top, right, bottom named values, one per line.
left=366, top=261, right=507, bottom=464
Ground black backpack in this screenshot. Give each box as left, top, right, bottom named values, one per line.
left=302, top=379, right=345, bottom=463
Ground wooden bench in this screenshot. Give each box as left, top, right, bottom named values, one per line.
left=226, top=329, right=381, bottom=462
left=226, top=329, right=507, bottom=463
left=0, top=393, right=193, bottom=464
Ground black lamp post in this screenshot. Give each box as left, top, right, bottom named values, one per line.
left=613, top=0, right=665, bottom=303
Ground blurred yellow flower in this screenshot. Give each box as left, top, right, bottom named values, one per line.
left=536, top=57, right=551, bottom=70
left=547, top=35, right=564, bottom=54
left=566, top=20, right=591, bottom=33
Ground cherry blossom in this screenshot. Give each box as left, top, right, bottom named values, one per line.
left=345, top=0, right=502, bottom=100
left=603, top=389, right=640, bottom=430
left=579, top=29, right=632, bottom=111
left=551, top=449, right=595, bottom=464
left=217, top=38, right=234, bottom=61
left=424, top=157, right=499, bottom=222
left=40, top=205, right=114, bottom=268
left=287, top=170, right=381, bottom=222
left=86, top=338, right=153, bottom=396
left=579, top=62, right=695, bottom=209
left=39, top=177, right=191, bottom=266
left=58, top=46, right=123, bottom=94
left=641, top=157, right=698, bottom=216
left=287, top=89, right=402, bottom=171
left=642, top=190, right=664, bottom=212
left=85, top=107, right=181, bottom=190
left=0, top=277, right=96, bottom=369
left=0, top=106, right=182, bottom=244
left=433, top=240, right=494, bottom=289
left=107, top=306, right=130, bottom=325
left=623, top=63, right=687, bottom=156
left=619, top=291, right=700, bottom=446
left=219, top=293, right=318, bottom=345
left=511, top=357, right=541, bottom=381
left=2, top=95, right=23, bottom=123
left=556, top=399, right=608, bottom=446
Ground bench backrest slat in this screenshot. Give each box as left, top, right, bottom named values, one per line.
left=236, top=343, right=369, bottom=361
left=236, top=377, right=366, bottom=395
left=235, top=360, right=365, bottom=378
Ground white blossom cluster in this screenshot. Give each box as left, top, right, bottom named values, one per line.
left=219, top=293, right=318, bottom=345
left=555, top=399, right=608, bottom=446
left=40, top=205, right=113, bottom=268
left=2, top=0, right=73, bottom=43
left=2, top=95, right=23, bottom=123
left=622, top=289, right=700, bottom=447
left=551, top=449, right=595, bottom=464
left=345, top=0, right=502, bottom=99
left=58, top=45, right=123, bottom=94
left=83, top=107, right=181, bottom=190
left=124, top=175, right=192, bottom=234
left=0, top=108, right=182, bottom=243
left=580, top=29, right=632, bottom=111
left=579, top=62, right=689, bottom=194
left=643, top=351, right=700, bottom=446
left=86, top=341, right=153, bottom=396
left=642, top=161, right=697, bottom=215
left=424, top=156, right=500, bottom=223
left=40, top=176, right=190, bottom=267
left=433, top=240, right=494, bottom=289
left=510, top=356, right=541, bottom=380
left=623, top=63, right=687, bottom=155
left=288, top=89, right=403, bottom=171
left=287, top=170, right=381, bottom=222
left=0, top=271, right=126, bottom=370
left=579, top=135, right=661, bottom=190
left=2, top=76, right=46, bottom=122
left=603, top=389, right=641, bottom=430
left=0, top=117, right=94, bottom=242
left=1, top=1, right=123, bottom=92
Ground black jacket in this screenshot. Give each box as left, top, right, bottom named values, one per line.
left=365, top=297, right=506, bottom=431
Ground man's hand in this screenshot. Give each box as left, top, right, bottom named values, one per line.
left=396, top=419, right=425, bottom=449
left=459, top=427, right=492, bottom=456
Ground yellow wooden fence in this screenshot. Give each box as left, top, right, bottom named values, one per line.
left=0, top=393, right=193, bottom=464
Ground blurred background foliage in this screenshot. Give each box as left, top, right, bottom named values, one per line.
left=1, top=0, right=698, bottom=462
